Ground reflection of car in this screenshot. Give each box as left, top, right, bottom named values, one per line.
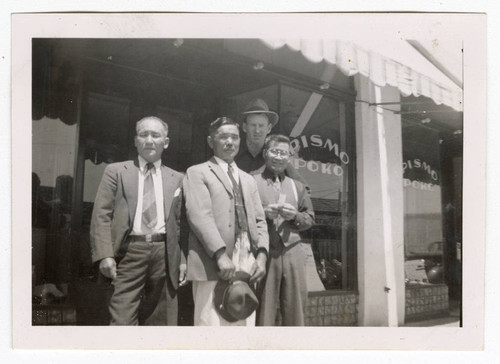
left=306, top=223, right=345, bottom=289
left=316, top=258, right=342, bottom=289
left=426, top=263, right=444, bottom=284
left=405, top=240, right=445, bottom=285
left=404, top=259, right=445, bottom=285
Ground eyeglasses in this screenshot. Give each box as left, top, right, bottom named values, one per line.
left=268, top=148, right=290, bottom=157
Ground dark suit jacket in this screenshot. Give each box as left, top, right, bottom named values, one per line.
left=183, top=157, right=269, bottom=281
left=90, top=159, right=186, bottom=289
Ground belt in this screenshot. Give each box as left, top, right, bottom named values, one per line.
left=129, top=233, right=166, bottom=243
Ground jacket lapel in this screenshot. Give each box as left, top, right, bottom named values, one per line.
left=239, top=172, right=252, bottom=214
left=208, top=157, right=234, bottom=197
left=161, top=165, right=177, bottom=222
left=122, top=159, right=139, bottom=225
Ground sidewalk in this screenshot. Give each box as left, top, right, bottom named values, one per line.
left=404, top=300, right=461, bottom=327
left=403, top=316, right=460, bottom=327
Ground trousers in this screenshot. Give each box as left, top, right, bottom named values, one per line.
left=257, top=242, right=308, bottom=326
left=109, top=239, right=177, bottom=325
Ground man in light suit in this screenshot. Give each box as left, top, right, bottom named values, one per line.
left=90, top=116, right=186, bottom=325
left=183, top=117, right=269, bottom=326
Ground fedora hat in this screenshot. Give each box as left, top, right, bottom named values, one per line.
left=213, top=271, right=259, bottom=323
left=242, top=98, right=279, bottom=127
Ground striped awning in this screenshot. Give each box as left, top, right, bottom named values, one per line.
left=260, top=39, right=463, bottom=112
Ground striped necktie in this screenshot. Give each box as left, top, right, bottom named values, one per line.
left=141, top=162, right=157, bottom=234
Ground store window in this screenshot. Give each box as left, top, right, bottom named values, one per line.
left=32, top=39, right=80, bottom=292
left=226, top=83, right=357, bottom=291
left=32, top=116, right=78, bottom=289
left=402, top=120, right=444, bottom=285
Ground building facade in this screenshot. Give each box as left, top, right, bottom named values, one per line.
left=31, top=38, right=463, bottom=326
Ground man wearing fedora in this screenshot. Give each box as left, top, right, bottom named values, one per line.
left=183, top=117, right=269, bottom=326
left=252, top=134, right=315, bottom=326
left=236, top=98, right=308, bottom=189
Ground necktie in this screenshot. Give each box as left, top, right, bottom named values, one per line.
left=141, top=163, right=157, bottom=234
left=273, top=175, right=285, bottom=231
left=227, top=164, right=248, bottom=232
left=273, top=175, right=281, bottom=195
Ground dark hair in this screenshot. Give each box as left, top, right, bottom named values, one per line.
left=262, top=134, right=291, bottom=155
left=208, top=116, right=240, bottom=137
left=136, top=116, right=169, bottom=136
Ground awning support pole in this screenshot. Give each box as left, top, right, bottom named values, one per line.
left=374, top=85, right=399, bottom=327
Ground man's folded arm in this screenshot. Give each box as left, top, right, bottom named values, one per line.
left=288, top=180, right=315, bottom=232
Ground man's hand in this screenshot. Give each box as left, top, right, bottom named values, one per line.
left=99, top=257, right=117, bottom=279
left=264, top=203, right=281, bottom=220
left=280, top=203, right=297, bottom=221
left=178, top=263, right=187, bottom=286
left=216, top=253, right=236, bottom=281
left=249, top=252, right=267, bottom=285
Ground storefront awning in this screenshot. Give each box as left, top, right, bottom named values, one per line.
left=260, top=39, right=463, bottom=112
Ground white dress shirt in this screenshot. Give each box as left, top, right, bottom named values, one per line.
left=131, top=156, right=166, bottom=235
left=214, top=156, right=240, bottom=187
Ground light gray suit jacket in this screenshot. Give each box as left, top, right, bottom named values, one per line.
left=183, top=157, right=269, bottom=281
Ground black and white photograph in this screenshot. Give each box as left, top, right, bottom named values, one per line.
left=10, top=12, right=487, bottom=351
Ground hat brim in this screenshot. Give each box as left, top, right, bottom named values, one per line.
left=242, top=110, right=279, bottom=128
left=213, top=271, right=257, bottom=323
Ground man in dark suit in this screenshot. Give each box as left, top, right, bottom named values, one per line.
left=183, top=117, right=269, bottom=326
left=252, top=134, right=315, bottom=326
left=90, top=116, right=186, bottom=325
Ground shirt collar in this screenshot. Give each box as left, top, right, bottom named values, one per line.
left=213, top=156, right=238, bottom=172
left=262, top=167, right=285, bottom=182
left=138, top=156, right=161, bottom=174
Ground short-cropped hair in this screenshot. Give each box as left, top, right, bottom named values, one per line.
left=136, top=116, right=169, bottom=136
left=263, top=134, right=291, bottom=154
left=208, top=116, right=240, bottom=137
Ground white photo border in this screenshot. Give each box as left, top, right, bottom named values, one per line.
left=12, top=12, right=486, bottom=351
